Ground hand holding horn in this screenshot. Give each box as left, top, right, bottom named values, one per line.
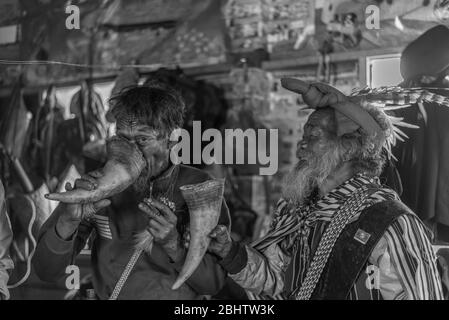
left=172, top=179, right=225, bottom=290
left=207, top=225, right=233, bottom=259
left=138, top=198, right=183, bottom=262
left=45, top=136, right=146, bottom=204
left=55, top=182, right=111, bottom=240
left=183, top=225, right=232, bottom=259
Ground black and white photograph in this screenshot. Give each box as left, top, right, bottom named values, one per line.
left=0, top=0, right=449, bottom=312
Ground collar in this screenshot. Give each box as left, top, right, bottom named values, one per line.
left=312, top=173, right=379, bottom=219
left=317, top=173, right=378, bottom=204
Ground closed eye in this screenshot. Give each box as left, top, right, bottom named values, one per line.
left=136, top=136, right=150, bottom=145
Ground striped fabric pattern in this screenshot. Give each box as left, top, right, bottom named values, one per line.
left=92, top=214, right=113, bottom=240
left=383, top=215, right=444, bottom=299
left=287, top=175, right=388, bottom=297
left=251, top=173, right=443, bottom=300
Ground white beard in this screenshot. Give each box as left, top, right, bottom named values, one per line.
left=282, top=142, right=343, bottom=205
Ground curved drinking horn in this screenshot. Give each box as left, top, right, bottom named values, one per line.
left=172, top=178, right=225, bottom=290
left=45, top=136, right=146, bottom=204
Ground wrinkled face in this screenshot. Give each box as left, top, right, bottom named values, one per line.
left=296, top=108, right=337, bottom=162
left=282, top=108, right=343, bottom=204
left=116, top=114, right=171, bottom=191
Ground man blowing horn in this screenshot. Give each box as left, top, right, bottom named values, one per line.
left=33, top=84, right=230, bottom=299
left=207, top=79, right=444, bottom=300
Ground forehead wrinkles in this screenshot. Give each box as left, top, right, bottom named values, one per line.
left=305, top=109, right=337, bottom=134
left=116, top=111, right=143, bottom=131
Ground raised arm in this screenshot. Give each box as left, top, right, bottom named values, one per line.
left=34, top=179, right=110, bottom=282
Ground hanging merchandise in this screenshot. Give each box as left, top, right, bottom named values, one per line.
left=225, top=0, right=315, bottom=54
left=69, top=81, right=108, bottom=142
left=0, top=80, right=54, bottom=290
left=225, top=0, right=266, bottom=52
left=320, top=0, right=364, bottom=52
left=22, top=86, right=65, bottom=185
left=263, top=0, right=315, bottom=53
left=228, top=63, right=272, bottom=123
left=140, top=0, right=227, bottom=67
left=173, top=0, right=227, bottom=66
left=0, top=83, right=31, bottom=161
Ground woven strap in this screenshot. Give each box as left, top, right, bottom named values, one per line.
left=109, top=249, right=142, bottom=300
left=294, top=187, right=369, bottom=300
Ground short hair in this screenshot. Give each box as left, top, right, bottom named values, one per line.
left=109, top=84, right=185, bottom=136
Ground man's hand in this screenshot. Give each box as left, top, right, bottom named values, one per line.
left=182, top=225, right=232, bottom=260
left=56, top=174, right=110, bottom=240
left=71, top=170, right=103, bottom=191
left=138, top=198, right=183, bottom=262
left=208, top=225, right=233, bottom=259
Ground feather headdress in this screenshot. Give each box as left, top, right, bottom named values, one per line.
left=280, top=78, right=449, bottom=160
left=349, top=86, right=449, bottom=159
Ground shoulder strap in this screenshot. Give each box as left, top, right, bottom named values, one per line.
left=293, top=187, right=372, bottom=299
left=311, top=199, right=413, bottom=300
left=109, top=249, right=142, bottom=300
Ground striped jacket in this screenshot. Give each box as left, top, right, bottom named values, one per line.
left=224, top=174, right=444, bottom=300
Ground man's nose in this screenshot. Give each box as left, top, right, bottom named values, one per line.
left=297, top=140, right=307, bottom=150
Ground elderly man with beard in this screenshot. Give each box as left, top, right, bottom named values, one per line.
left=207, top=79, right=444, bottom=300
left=33, top=85, right=230, bottom=299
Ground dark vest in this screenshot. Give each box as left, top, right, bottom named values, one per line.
left=311, top=200, right=414, bottom=300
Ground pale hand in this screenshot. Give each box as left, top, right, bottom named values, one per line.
left=208, top=225, right=232, bottom=259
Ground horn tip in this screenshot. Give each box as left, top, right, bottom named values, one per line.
left=45, top=193, right=60, bottom=201
left=171, top=280, right=184, bottom=290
